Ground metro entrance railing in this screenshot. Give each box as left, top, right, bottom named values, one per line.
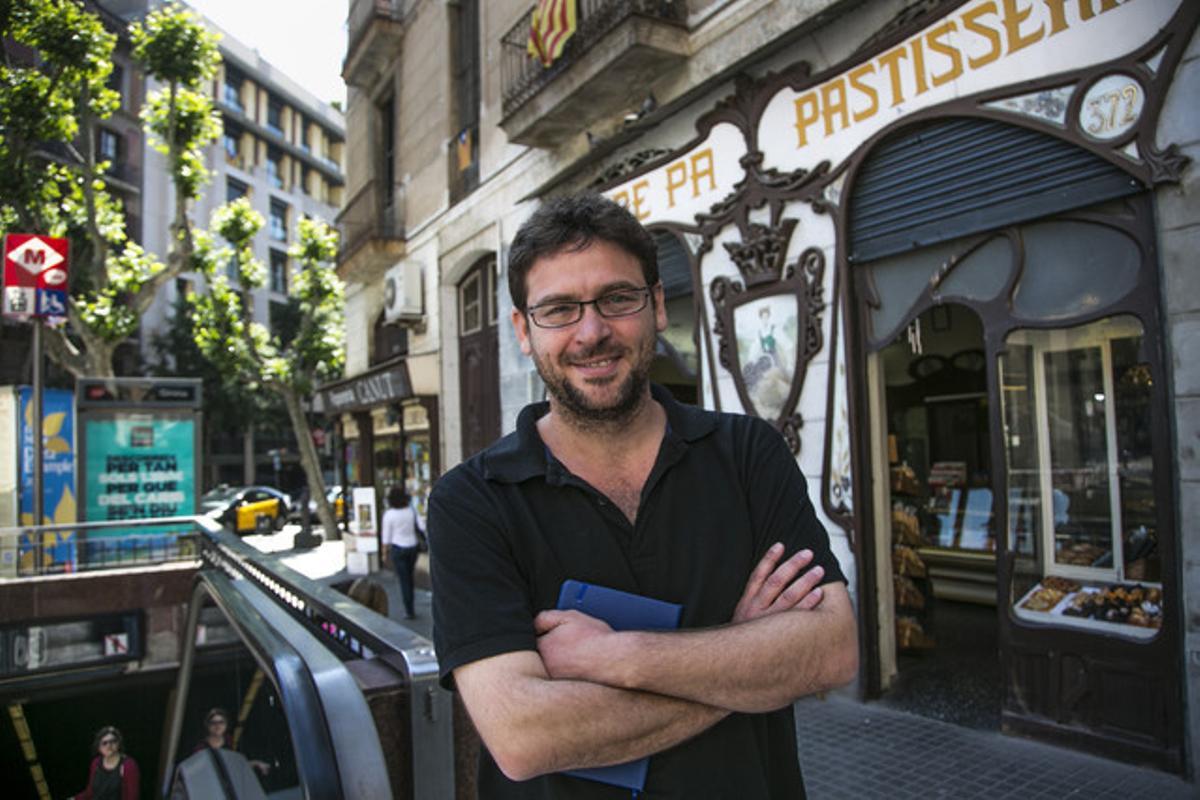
left=0, top=516, right=200, bottom=577
left=0, top=515, right=456, bottom=799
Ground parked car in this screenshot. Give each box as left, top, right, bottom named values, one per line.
left=304, top=485, right=346, bottom=520
left=201, top=485, right=291, bottom=534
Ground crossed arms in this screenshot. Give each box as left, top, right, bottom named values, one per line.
left=453, top=544, right=858, bottom=782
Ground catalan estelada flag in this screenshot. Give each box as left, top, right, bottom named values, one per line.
left=527, top=0, right=577, bottom=67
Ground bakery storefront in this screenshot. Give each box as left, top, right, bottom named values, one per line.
left=591, top=0, right=1196, bottom=772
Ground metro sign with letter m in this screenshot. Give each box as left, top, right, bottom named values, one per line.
left=3, top=233, right=69, bottom=319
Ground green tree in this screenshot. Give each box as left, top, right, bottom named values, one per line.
left=150, top=291, right=285, bottom=487
left=191, top=199, right=345, bottom=538
left=0, top=1, right=221, bottom=378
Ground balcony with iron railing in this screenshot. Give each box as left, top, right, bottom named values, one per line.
left=343, top=0, right=414, bottom=88
left=335, top=178, right=406, bottom=282
left=500, top=0, right=688, bottom=148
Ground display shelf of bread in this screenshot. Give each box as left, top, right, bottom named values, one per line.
left=890, top=462, right=922, bottom=497
left=892, top=543, right=927, bottom=577
left=896, top=614, right=935, bottom=649
left=1014, top=577, right=1162, bottom=640
left=892, top=497, right=935, bottom=651
left=891, top=503, right=922, bottom=546
left=894, top=574, right=926, bottom=611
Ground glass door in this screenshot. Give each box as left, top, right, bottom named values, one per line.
left=1002, top=315, right=1162, bottom=635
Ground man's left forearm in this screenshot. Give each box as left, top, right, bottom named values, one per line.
left=542, top=583, right=858, bottom=714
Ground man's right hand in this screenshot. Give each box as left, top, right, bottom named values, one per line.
left=733, top=543, right=825, bottom=623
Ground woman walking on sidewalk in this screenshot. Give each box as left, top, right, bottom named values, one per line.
left=382, top=486, right=423, bottom=619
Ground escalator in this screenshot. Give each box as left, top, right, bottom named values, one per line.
left=1, top=516, right=460, bottom=799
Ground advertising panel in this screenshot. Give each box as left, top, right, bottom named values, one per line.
left=348, top=486, right=378, bottom=574
left=84, top=414, right=196, bottom=523
left=82, top=414, right=196, bottom=563
left=17, top=387, right=76, bottom=574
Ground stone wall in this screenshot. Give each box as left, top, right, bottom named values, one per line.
left=1156, top=23, right=1200, bottom=784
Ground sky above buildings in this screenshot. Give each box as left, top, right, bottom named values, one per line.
left=187, top=0, right=347, bottom=108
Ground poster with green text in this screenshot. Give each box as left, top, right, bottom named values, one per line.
left=84, top=415, right=196, bottom=536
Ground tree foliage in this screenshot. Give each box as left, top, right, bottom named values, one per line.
left=0, top=1, right=221, bottom=378
left=191, top=200, right=346, bottom=536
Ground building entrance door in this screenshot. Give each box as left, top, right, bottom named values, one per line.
left=869, top=303, right=1001, bottom=728
left=457, top=256, right=499, bottom=459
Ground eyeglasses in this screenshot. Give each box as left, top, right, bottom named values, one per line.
left=100, top=738, right=118, bottom=746
left=208, top=718, right=227, bottom=726
left=527, top=286, right=653, bottom=329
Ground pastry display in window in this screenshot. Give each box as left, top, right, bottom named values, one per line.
left=891, top=504, right=921, bottom=546
left=1016, top=579, right=1162, bottom=632
left=1062, top=583, right=1162, bottom=628
left=892, top=544, right=927, bottom=577
left=890, top=463, right=921, bottom=496
left=1021, top=586, right=1065, bottom=612
left=896, top=615, right=935, bottom=649
left=894, top=575, right=925, bottom=610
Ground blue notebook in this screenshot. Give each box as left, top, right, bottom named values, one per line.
left=555, top=580, right=683, bottom=791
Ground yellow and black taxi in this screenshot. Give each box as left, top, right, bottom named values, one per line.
left=201, top=485, right=292, bottom=534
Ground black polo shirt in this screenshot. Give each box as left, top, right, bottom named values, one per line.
left=429, top=384, right=845, bottom=799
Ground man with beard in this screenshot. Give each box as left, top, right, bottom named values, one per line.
left=428, top=194, right=857, bottom=798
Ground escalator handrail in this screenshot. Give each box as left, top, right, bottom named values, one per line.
left=230, top=570, right=394, bottom=799
left=164, top=570, right=350, bottom=798
left=192, top=519, right=454, bottom=800
left=195, top=518, right=439, bottom=679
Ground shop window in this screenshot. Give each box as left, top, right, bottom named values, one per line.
left=866, top=232, right=1014, bottom=347
left=1003, top=315, right=1161, bottom=637
left=1011, top=220, right=1140, bottom=321
left=374, top=432, right=404, bottom=503
left=404, top=415, right=433, bottom=516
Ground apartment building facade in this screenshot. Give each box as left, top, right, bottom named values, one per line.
left=128, top=4, right=346, bottom=487
left=339, top=0, right=1200, bottom=780
left=0, top=0, right=148, bottom=385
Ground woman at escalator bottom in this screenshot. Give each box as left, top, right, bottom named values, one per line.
left=70, top=725, right=139, bottom=800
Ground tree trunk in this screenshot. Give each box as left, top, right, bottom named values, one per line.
left=281, top=388, right=339, bottom=540
left=243, top=422, right=255, bottom=486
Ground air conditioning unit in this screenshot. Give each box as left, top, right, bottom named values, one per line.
left=383, top=260, right=424, bottom=324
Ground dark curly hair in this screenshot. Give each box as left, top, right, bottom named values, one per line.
left=507, top=194, right=658, bottom=312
